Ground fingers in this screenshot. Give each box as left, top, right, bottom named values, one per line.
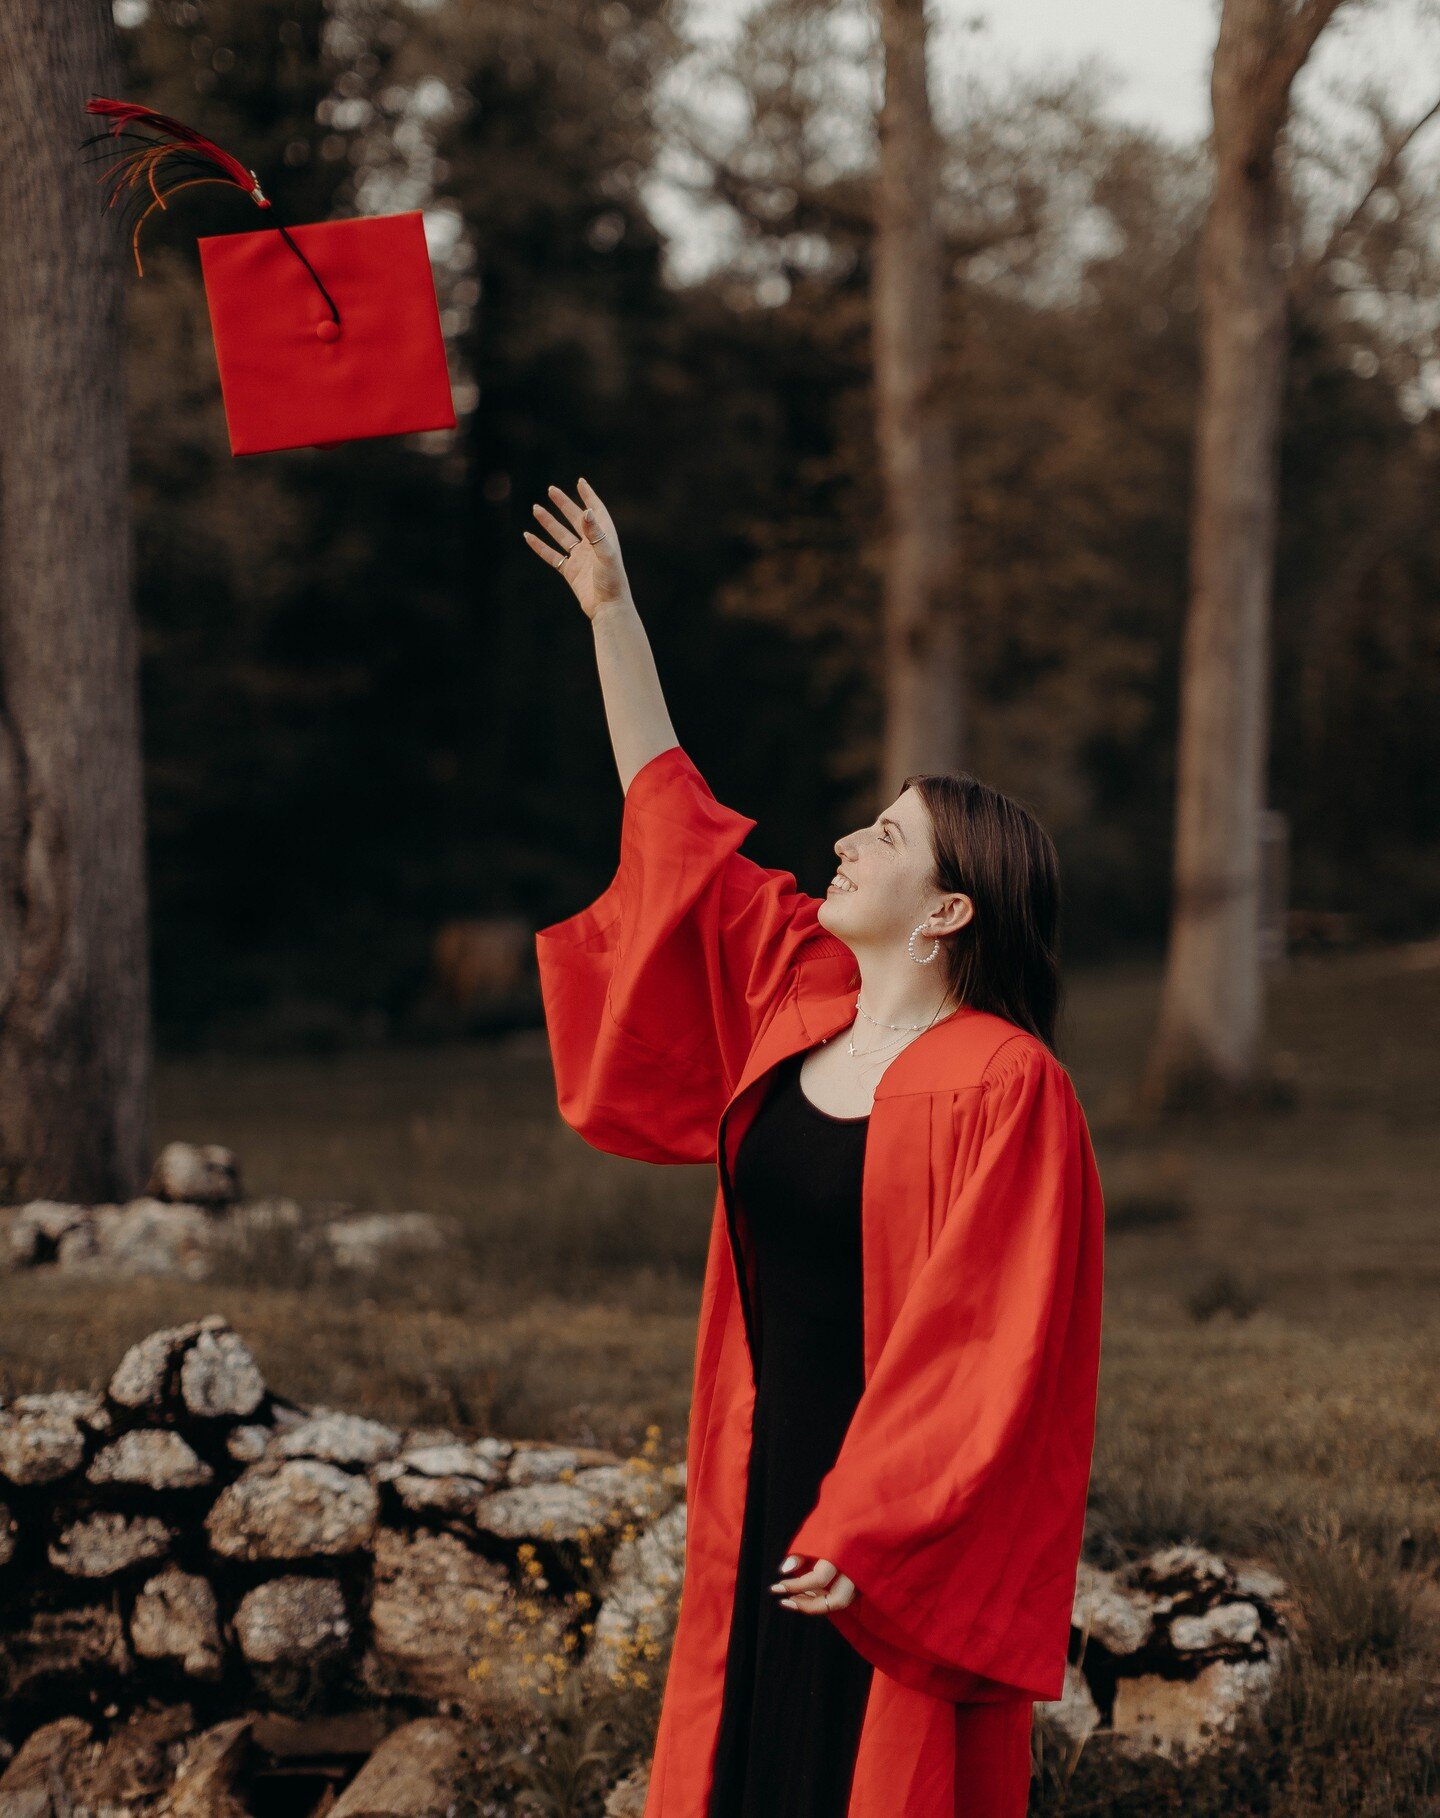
left=522, top=528, right=569, bottom=570
left=771, top=1561, right=832, bottom=1594
left=576, top=475, right=609, bottom=537
left=531, top=501, right=578, bottom=550
left=546, top=482, right=587, bottom=538
left=769, top=1557, right=854, bottom=1613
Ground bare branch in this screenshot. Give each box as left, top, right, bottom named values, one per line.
left=1292, top=88, right=1440, bottom=301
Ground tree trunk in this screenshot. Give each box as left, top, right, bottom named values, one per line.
left=0, top=1, right=151, bottom=1200
left=1144, top=0, right=1343, bottom=1109
left=872, top=0, right=964, bottom=790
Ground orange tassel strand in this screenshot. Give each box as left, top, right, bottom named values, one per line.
left=82, top=95, right=269, bottom=275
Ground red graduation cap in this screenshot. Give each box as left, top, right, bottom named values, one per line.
left=83, top=97, right=457, bottom=457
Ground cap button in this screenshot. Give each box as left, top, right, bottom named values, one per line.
left=315, top=318, right=341, bottom=342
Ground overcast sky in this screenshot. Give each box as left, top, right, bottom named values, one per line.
left=651, top=0, right=1440, bottom=283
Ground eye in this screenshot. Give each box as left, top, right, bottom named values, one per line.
left=879, top=827, right=893, bottom=845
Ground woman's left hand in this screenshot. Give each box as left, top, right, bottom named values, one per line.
left=769, top=1555, right=856, bottom=1612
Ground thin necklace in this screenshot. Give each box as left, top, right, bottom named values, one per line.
left=846, top=992, right=953, bottom=1060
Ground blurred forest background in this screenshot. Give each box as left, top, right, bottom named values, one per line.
left=111, top=0, right=1440, bottom=1053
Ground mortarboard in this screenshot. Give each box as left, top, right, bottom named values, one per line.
left=82, top=97, right=457, bottom=457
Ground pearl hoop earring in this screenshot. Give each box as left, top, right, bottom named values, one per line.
left=907, top=924, right=941, bottom=965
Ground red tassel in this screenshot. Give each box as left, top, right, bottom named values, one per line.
left=83, top=94, right=271, bottom=275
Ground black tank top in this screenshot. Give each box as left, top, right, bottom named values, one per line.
left=706, top=1048, right=874, bottom=1818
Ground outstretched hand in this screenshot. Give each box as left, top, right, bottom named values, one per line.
left=769, top=1554, right=857, bottom=1614
left=522, top=476, right=635, bottom=621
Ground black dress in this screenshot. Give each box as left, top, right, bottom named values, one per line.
left=706, top=1048, right=875, bottom=1818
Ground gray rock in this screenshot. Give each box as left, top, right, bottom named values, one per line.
left=1036, top=1660, right=1103, bottom=1747
left=234, top=1576, right=351, bottom=1665
left=159, top=1716, right=252, bottom=1818
left=362, top=1525, right=562, bottom=1712
left=131, top=1567, right=224, bottom=1680
left=148, top=1142, right=241, bottom=1207
left=1170, top=1600, right=1262, bottom=1651
left=377, top=1439, right=509, bottom=1520
left=1127, top=1542, right=1233, bottom=1594
left=88, top=1429, right=214, bottom=1491
left=49, top=1510, right=173, bottom=1578
left=323, top=1211, right=458, bottom=1271
left=1071, top=1559, right=1155, bottom=1655
left=0, top=1404, right=86, bottom=1486
left=328, top=1717, right=477, bottom=1818
left=507, top=1440, right=617, bottom=1485
left=276, top=1411, right=402, bottom=1467
left=84, top=1199, right=214, bottom=1278
left=6, top=1201, right=90, bottom=1264
left=605, top=1767, right=651, bottom=1818
left=179, top=1326, right=265, bottom=1418
left=476, top=1462, right=673, bottom=1542
left=0, top=1715, right=95, bottom=1815
left=109, top=1319, right=208, bottom=1410
left=226, top=1424, right=275, bottom=1465
left=588, top=1501, right=686, bottom=1685
left=0, top=1604, right=130, bottom=1698
left=10, top=1389, right=109, bottom=1431
left=1110, top=1652, right=1282, bottom=1760
left=207, top=1459, right=379, bottom=1561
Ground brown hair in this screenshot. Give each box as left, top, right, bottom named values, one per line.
left=902, top=772, right=1063, bottom=1054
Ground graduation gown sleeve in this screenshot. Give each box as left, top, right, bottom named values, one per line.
left=786, top=1036, right=1105, bottom=1703
left=533, top=743, right=827, bottom=1166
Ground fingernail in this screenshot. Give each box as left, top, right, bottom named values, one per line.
left=779, top=1556, right=798, bottom=1572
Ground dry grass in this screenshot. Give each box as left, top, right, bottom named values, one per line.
left=2, top=938, right=1438, bottom=1811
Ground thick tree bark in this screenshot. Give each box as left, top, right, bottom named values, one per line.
left=0, top=1, right=151, bottom=1199
left=872, top=0, right=964, bottom=789
left=1144, top=0, right=1346, bottom=1108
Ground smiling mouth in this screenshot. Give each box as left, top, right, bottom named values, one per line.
left=828, top=874, right=857, bottom=893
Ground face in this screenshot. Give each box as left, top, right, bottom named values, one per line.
left=818, top=786, right=974, bottom=949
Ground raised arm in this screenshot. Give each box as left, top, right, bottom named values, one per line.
left=522, top=475, right=677, bottom=793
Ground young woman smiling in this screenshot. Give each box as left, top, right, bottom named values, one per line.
left=528, top=479, right=1105, bottom=1818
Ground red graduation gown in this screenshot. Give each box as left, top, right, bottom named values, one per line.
left=534, top=744, right=1106, bottom=1818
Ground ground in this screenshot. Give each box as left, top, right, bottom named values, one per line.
left=2, top=940, right=1437, bottom=1812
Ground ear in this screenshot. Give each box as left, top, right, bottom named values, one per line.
left=928, top=892, right=974, bottom=934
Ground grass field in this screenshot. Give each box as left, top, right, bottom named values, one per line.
left=3, top=940, right=1437, bottom=1812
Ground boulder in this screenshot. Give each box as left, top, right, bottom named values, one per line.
left=49, top=1511, right=174, bottom=1578
left=109, top=1319, right=210, bottom=1411
left=0, top=1404, right=87, bottom=1486
left=148, top=1143, right=241, bottom=1208
left=1071, top=1559, right=1155, bottom=1654
left=156, top=1717, right=252, bottom=1818
left=0, top=1716, right=95, bottom=1817
left=234, top=1575, right=351, bottom=1669
left=207, top=1459, right=379, bottom=1561
left=362, top=1525, right=567, bottom=1712
left=276, top=1411, right=402, bottom=1468
left=179, top=1326, right=265, bottom=1419
left=1036, top=1660, right=1103, bottom=1747
left=329, top=1716, right=479, bottom=1818
left=88, top=1429, right=214, bottom=1491
left=130, top=1568, right=225, bottom=1680
left=588, top=1501, right=685, bottom=1686
left=0, top=1604, right=130, bottom=1699
left=1110, top=1655, right=1280, bottom=1760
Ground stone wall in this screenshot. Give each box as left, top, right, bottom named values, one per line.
left=0, top=1315, right=1293, bottom=1813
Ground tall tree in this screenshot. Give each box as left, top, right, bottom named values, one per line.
left=1144, top=0, right=1347, bottom=1108
left=0, top=0, right=150, bottom=1199
left=872, top=0, right=963, bottom=786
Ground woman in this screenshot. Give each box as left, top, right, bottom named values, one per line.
left=526, top=480, right=1105, bottom=1818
